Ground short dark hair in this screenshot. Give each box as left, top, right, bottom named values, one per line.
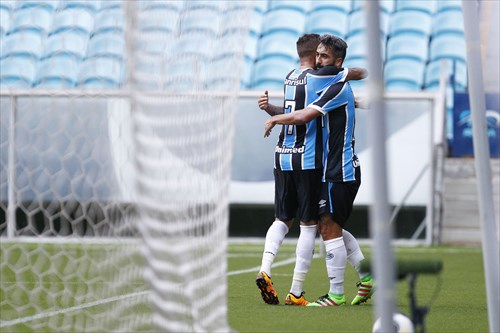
left=296, top=33, right=321, bottom=58
left=320, top=34, right=348, bottom=60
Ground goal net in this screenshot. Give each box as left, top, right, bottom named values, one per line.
left=0, top=1, right=251, bottom=332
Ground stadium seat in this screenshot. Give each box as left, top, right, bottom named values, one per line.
left=78, top=57, right=124, bottom=88
left=0, top=56, right=36, bottom=87
left=2, top=30, right=44, bottom=59
left=93, top=8, right=124, bottom=35
left=436, top=0, right=461, bottom=12
left=36, top=56, right=79, bottom=88
left=135, top=31, right=174, bottom=56
left=396, top=0, right=436, bottom=14
left=137, top=8, right=178, bottom=34
left=261, top=8, right=305, bottom=36
left=98, top=0, right=122, bottom=10
left=184, top=0, right=225, bottom=11
left=179, top=8, right=220, bottom=36
left=138, top=0, right=184, bottom=11
left=269, top=0, right=310, bottom=13
left=222, top=8, right=263, bottom=38
left=252, top=0, right=268, bottom=13
left=432, top=10, right=464, bottom=37
left=306, top=9, right=348, bottom=38
left=44, top=30, right=88, bottom=60
left=386, top=33, right=429, bottom=62
left=163, top=56, right=209, bottom=91
left=16, top=0, right=59, bottom=11
left=346, top=33, right=386, bottom=61
left=310, top=0, right=351, bottom=13
left=252, top=57, right=296, bottom=89
left=58, top=0, right=100, bottom=12
left=0, top=7, right=10, bottom=36
left=175, top=34, right=214, bottom=59
left=134, top=53, right=163, bottom=90
left=348, top=9, right=389, bottom=38
left=258, top=31, right=299, bottom=62
left=87, top=33, right=125, bottom=60
left=384, top=58, right=425, bottom=91
left=424, top=59, right=467, bottom=91
left=389, top=10, right=432, bottom=37
left=241, top=56, right=254, bottom=89
left=50, top=8, right=94, bottom=36
left=429, top=34, right=467, bottom=63
left=9, top=6, right=53, bottom=34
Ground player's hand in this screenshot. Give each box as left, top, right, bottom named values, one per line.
left=258, top=90, right=269, bottom=111
left=264, top=118, right=275, bottom=137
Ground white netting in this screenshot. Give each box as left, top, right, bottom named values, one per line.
left=0, top=1, right=251, bottom=332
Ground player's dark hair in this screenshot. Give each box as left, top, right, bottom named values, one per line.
left=320, top=34, right=348, bottom=61
left=296, top=34, right=321, bottom=58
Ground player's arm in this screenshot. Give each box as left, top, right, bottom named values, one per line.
left=258, top=90, right=284, bottom=116
left=264, top=107, right=320, bottom=137
left=345, top=67, right=368, bottom=81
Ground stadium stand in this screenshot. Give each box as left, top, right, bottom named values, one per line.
left=0, top=0, right=468, bottom=92
left=252, top=57, right=295, bottom=89
left=37, top=56, right=79, bottom=88
left=384, top=58, right=426, bottom=91
left=0, top=56, right=37, bottom=87
left=77, top=57, right=124, bottom=88
left=424, top=59, right=467, bottom=91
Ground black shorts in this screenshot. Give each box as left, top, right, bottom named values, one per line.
left=318, top=167, right=361, bottom=227
left=274, top=168, right=322, bottom=222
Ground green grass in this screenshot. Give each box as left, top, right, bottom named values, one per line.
left=0, top=242, right=489, bottom=332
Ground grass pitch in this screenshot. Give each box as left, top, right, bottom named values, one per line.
left=0, top=241, right=488, bottom=332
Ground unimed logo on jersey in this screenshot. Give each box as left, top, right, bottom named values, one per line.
left=275, top=145, right=305, bottom=154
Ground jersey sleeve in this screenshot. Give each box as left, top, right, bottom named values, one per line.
left=308, top=81, right=348, bottom=115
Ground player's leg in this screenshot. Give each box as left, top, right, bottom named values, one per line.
left=257, top=169, right=296, bottom=304
left=286, top=170, right=321, bottom=306
left=343, top=229, right=375, bottom=305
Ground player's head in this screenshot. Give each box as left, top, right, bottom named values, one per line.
left=296, top=34, right=321, bottom=59
left=316, top=34, right=348, bottom=68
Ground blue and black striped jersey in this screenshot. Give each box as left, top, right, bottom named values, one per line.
left=274, top=66, right=347, bottom=172
left=307, top=72, right=359, bottom=183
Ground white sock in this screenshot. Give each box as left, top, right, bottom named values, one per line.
left=260, top=220, right=289, bottom=276
left=343, top=229, right=369, bottom=280
left=290, top=225, right=317, bottom=296
left=324, top=236, right=346, bottom=295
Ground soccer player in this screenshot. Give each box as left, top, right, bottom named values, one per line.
left=263, top=34, right=374, bottom=307
left=256, top=34, right=368, bottom=306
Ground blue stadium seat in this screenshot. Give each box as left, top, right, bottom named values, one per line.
left=389, top=10, right=432, bottom=37
left=137, top=8, right=178, bottom=34
left=430, top=34, right=466, bottom=63
left=213, top=31, right=258, bottom=61
left=346, top=34, right=386, bottom=61
left=94, top=8, right=124, bottom=35
left=241, top=56, right=254, bottom=89
left=0, top=56, right=36, bottom=87
left=432, top=10, right=464, bottom=37
left=0, top=7, right=10, bottom=36
left=353, top=0, right=395, bottom=13
left=261, top=8, right=305, bottom=36
left=384, top=58, right=425, bottom=91
left=134, top=53, right=163, bottom=90
left=258, top=31, right=299, bottom=62
left=436, top=0, right=461, bottom=12
left=9, top=6, right=53, bottom=34
left=44, top=30, right=88, bottom=60
left=138, top=0, right=184, bottom=11
left=50, top=8, right=94, bottom=36
left=386, top=33, right=429, bottom=62
left=78, top=57, right=124, bottom=88
left=98, top=0, right=122, bottom=10
left=179, top=8, right=220, bottom=36
left=175, top=35, right=214, bottom=59
left=269, top=0, right=310, bottom=13
left=135, top=31, right=174, bottom=56
left=424, top=59, right=467, bottom=91
left=2, top=30, right=43, bottom=59
left=16, top=1, right=59, bottom=11
left=58, top=0, right=100, bottom=12
left=348, top=9, right=389, bottom=38
left=184, top=0, right=225, bottom=11
left=396, top=0, right=436, bottom=14
left=252, top=0, right=268, bottom=13
left=163, top=57, right=209, bottom=91
left=306, top=9, right=348, bottom=38
left=310, top=0, right=351, bottom=13
left=36, top=56, right=79, bottom=88
left=252, top=57, right=296, bottom=89
left=87, top=33, right=125, bottom=60
left=222, top=8, right=263, bottom=38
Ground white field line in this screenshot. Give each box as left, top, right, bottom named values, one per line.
left=0, top=252, right=314, bottom=328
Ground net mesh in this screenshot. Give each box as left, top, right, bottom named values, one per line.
left=1, top=1, right=251, bottom=332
